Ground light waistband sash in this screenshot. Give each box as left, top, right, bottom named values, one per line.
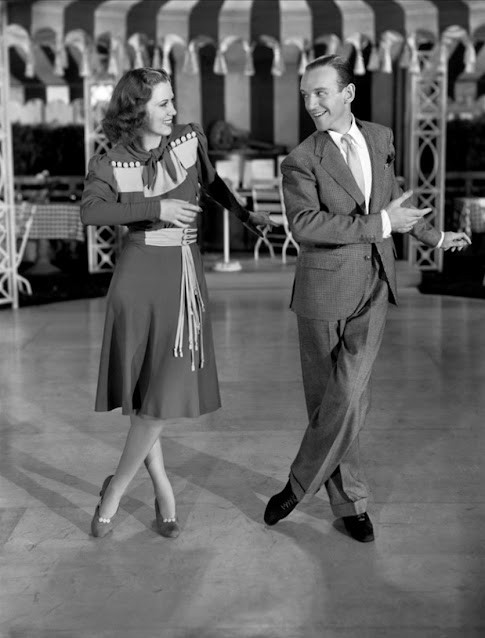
left=133, top=227, right=204, bottom=371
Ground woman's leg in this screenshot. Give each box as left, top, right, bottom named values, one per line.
left=144, top=437, right=176, bottom=519
left=98, top=414, right=165, bottom=519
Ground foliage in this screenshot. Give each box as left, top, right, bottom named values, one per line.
left=446, top=117, right=485, bottom=171
left=12, top=124, right=85, bottom=176
left=10, top=117, right=485, bottom=176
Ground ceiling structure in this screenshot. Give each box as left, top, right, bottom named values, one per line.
left=4, top=0, right=485, bottom=146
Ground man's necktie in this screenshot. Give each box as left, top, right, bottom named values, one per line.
left=341, top=133, right=366, bottom=201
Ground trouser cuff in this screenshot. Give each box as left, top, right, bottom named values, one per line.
left=289, top=472, right=305, bottom=501
left=331, top=497, right=368, bottom=518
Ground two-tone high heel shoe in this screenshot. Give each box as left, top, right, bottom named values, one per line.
left=155, top=498, right=180, bottom=538
left=91, top=475, right=117, bottom=538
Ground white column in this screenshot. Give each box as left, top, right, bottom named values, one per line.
left=219, top=0, right=253, bottom=131
left=156, top=0, right=201, bottom=126
left=462, top=0, right=485, bottom=35
left=391, top=0, right=439, bottom=37
left=31, top=0, right=77, bottom=33
left=93, top=0, right=144, bottom=40
left=0, top=1, right=18, bottom=307
left=333, top=0, right=375, bottom=41
left=275, top=0, right=312, bottom=150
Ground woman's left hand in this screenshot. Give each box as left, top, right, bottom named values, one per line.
left=249, top=211, right=282, bottom=227
left=441, top=231, right=472, bottom=251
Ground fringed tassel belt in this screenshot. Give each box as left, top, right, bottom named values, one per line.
left=131, top=227, right=204, bottom=371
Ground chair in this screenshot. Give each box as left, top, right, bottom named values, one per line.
left=252, top=178, right=299, bottom=263
left=15, top=202, right=37, bottom=295
left=242, top=158, right=276, bottom=188
left=215, top=156, right=242, bottom=189
left=48, top=176, right=84, bottom=202
left=276, top=154, right=287, bottom=176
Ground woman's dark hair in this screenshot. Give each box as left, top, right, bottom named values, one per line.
left=102, top=68, right=171, bottom=145
left=305, top=54, right=354, bottom=91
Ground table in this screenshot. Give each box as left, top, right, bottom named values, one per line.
left=454, top=197, right=485, bottom=236
left=20, top=203, right=84, bottom=275
left=28, top=203, right=84, bottom=242
left=211, top=180, right=246, bottom=272
left=454, top=197, right=485, bottom=286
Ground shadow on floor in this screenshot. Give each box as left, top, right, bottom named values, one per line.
left=419, top=244, right=485, bottom=299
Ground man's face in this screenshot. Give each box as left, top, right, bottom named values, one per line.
left=300, top=65, right=354, bottom=134
left=143, top=81, right=177, bottom=137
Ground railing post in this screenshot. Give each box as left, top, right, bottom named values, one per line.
left=0, top=0, right=18, bottom=308
left=84, top=77, right=120, bottom=273
left=406, top=48, right=447, bottom=272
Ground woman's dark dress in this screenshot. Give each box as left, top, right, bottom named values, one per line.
left=81, top=123, right=251, bottom=419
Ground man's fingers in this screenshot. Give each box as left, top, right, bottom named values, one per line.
left=409, top=207, right=431, bottom=217
left=390, top=207, right=430, bottom=222
left=396, top=225, right=415, bottom=233
left=395, top=189, right=413, bottom=205
left=457, top=233, right=472, bottom=244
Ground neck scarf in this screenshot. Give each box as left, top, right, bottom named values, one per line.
left=127, top=136, right=177, bottom=189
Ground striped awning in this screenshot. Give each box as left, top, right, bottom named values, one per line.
left=6, top=0, right=485, bottom=144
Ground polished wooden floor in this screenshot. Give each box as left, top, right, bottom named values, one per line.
left=1, top=259, right=484, bottom=638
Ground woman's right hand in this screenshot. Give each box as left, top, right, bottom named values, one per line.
left=159, top=199, right=201, bottom=228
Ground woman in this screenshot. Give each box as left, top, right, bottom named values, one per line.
left=81, top=68, right=271, bottom=538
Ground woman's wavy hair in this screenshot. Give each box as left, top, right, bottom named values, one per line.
left=102, top=68, right=171, bottom=145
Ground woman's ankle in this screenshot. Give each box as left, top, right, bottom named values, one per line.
left=99, top=483, right=122, bottom=518
left=155, top=493, right=176, bottom=519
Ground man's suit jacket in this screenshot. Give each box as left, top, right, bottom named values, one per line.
left=281, top=119, right=441, bottom=322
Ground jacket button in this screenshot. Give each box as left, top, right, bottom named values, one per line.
left=364, top=255, right=371, bottom=260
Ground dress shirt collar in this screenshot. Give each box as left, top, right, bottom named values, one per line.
left=328, top=115, right=366, bottom=149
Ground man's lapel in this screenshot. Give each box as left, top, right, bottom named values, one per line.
left=314, top=131, right=365, bottom=210
left=357, top=119, right=385, bottom=214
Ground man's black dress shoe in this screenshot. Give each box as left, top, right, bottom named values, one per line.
left=342, top=512, right=374, bottom=542
left=264, top=481, right=299, bottom=526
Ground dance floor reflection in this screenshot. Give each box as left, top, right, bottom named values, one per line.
left=0, top=261, right=484, bottom=637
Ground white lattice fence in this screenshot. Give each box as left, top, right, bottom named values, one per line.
left=0, top=1, right=17, bottom=307
left=407, top=50, right=447, bottom=271
left=84, top=78, right=122, bottom=273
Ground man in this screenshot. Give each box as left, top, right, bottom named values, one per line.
left=263, top=55, right=470, bottom=542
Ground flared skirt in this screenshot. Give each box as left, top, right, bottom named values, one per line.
left=94, top=240, right=221, bottom=419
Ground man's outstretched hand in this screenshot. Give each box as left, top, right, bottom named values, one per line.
left=249, top=210, right=281, bottom=227
left=440, top=232, right=471, bottom=251
left=386, top=190, right=431, bottom=233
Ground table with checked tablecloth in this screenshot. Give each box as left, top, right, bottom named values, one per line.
left=22, top=203, right=85, bottom=276
left=29, top=203, right=84, bottom=242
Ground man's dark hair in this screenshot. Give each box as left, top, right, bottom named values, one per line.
left=102, top=67, right=171, bottom=145
left=305, top=54, right=354, bottom=91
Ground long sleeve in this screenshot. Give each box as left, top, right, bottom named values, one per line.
left=281, top=155, right=383, bottom=247
left=204, top=174, right=250, bottom=224
left=81, top=155, right=161, bottom=226
left=384, top=130, right=442, bottom=248
left=191, top=122, right=262, bottom=237
left=409, top=206, right=442, bottom=248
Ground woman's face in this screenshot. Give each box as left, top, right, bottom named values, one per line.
left=143, top=81, right=177, bottom=138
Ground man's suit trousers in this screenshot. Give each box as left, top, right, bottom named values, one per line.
left=289, top=256, right=389, bottom=517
